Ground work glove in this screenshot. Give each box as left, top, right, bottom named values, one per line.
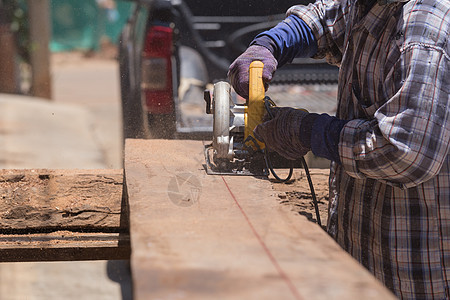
left=227, top=45, right=278, bottom=99
left=253, top=107, right=312, bottom=160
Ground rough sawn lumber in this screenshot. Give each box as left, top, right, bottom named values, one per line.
left=0, top=169, right=129, bottom=261
left=124, top=139, right=395, bottom=300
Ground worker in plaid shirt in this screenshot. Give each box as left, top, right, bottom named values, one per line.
left=229, top=0, right=449, bottom=298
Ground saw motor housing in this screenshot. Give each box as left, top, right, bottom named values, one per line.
left=203, top=61, right=267, bottom=175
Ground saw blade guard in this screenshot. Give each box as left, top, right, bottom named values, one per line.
left=212, top=81, right=233, bottom=160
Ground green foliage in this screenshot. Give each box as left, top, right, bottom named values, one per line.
left=1, top=0, right=133, bottom=57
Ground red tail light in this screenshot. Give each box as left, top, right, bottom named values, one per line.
left=141, top=25, right=174, bottom=114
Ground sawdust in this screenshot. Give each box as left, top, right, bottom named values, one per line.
left=271, top=168, right=330, bottom=230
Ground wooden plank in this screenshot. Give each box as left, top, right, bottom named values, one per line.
left=0, top=169, right=124, bottom=231
left=124, top=139, right=395, bottom=300
left=0, top=169, right=130, bottom=261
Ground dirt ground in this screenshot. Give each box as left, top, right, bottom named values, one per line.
left=270, top=168, right=330, bottom=231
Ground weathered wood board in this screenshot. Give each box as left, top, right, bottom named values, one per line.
left=124, top=139, right=395, bottom=300
left=0, top=169, right=124, bottom=231
left=0, top=169, right=129, bottom=261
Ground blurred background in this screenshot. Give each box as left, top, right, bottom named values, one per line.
left=0, top=0, right=132, bottom=299
left=0, top=0, right=132, bottom=97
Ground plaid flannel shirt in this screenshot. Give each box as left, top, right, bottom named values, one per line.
left=288, top=0, right=449, bottom=298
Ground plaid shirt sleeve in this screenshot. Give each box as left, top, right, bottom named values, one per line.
left=287, top=0, right=352, bottom=66
left=289, top=0, right=449, bottom=189
left=338, top=3, right=450, bottom=189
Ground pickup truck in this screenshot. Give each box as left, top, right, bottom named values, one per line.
left=119, top=0, right=338, bottom=140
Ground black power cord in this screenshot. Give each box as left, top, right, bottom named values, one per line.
left=263, top=149, right=294, bottom=182
left=263, top=97, right=322, bottom=227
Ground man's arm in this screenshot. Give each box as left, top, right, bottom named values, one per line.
left=228, top=0, right=348, bottom=97
left=227, top=14, right=318, bottom=98
left=339, top=44, right=449, bottom=188
left=250, top=14, right=318, bottom=67
left=249, top=1, right=352, bottom=163
left=230, top=0, right=353, bottom=162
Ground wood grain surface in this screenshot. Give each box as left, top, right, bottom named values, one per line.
left=0, top=169, right=129, bottom=261
left=124, top=139, right=395, bottom=300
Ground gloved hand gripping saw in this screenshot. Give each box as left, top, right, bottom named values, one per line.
left=246, top=61, right=322, bottom=226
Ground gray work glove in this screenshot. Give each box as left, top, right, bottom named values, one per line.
left=227, top=45, right=278, bottom=98
left=253, top=107, right=311, bottom=160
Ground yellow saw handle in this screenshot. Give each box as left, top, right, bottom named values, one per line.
left=245, top=61, right=266, bottom=150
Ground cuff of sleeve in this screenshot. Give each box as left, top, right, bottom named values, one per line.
left=338, top=119, right=369, bottom=179
left=251, top=35, right=278, bottom=58
left=310, top=114, right=348, bottom=163
left=339, top=119, right=409, bottom=189
left=299, top=113, right=319, bottom=148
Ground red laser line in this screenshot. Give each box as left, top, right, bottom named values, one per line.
left=221, top=176, right=303, bottom=300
